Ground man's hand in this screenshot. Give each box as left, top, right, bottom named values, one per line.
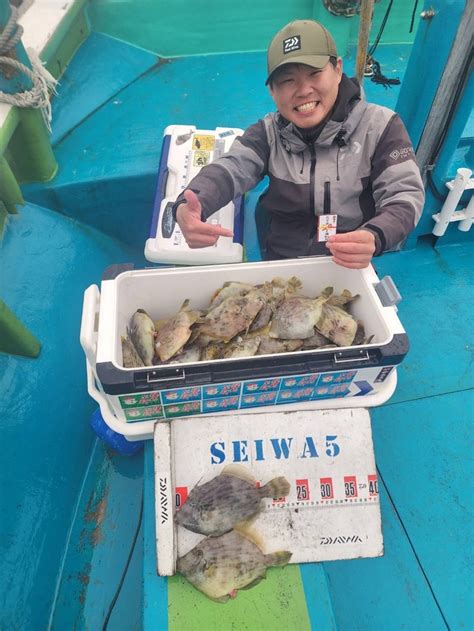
left=325, top=230, right=376, bottom=269
left=176, top=190, right=233, bottom=248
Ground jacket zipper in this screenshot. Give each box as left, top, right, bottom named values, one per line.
left=324, top=180, right=331, bottom=214
left=309, top=144, right=316, bottom=217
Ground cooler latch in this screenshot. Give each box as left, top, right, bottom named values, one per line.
left=373, top=276, right=401, bottom=307
left=133, top=368, right=186, bottom=388
left=333, top=350, right=371, bottom=364
left=147, top=369, right=185, bottom=384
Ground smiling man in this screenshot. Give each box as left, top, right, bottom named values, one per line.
left=173, top=19, right=424, bottom=267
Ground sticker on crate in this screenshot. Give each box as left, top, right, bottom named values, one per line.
left=281, top=374, right=320, bottom=388
left=113, top=366, right=395, bottom=424
left=120, top=392, right=161, bottom=409
left=203, top=383, right=241, bottom=398
left=243, top=378, right=281, bottom=394
left=124, top=405, right=164, bottom=422
left=154, top=407, right=383, bottom=572
left=241, top=391, right=278, bottom=407
left=164, top=401, right=201, bottom=419
left=203, top=396, right=240, bottom=413
left=162, top=386, right=201, bottom=404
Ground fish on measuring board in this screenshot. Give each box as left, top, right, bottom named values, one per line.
left=176, top=529, right=292, bottom=603
left=175, top=465, right=290, bottom=536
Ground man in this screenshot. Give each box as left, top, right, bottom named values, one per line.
left=173, top=19, right=424, bottom=269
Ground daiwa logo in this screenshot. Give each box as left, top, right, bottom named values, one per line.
left=159, top=478, right=169, bottom=524
left=389, top=147, right=413, bottom=161
left=283, top=35, right=301, bottom=54
left=320, top=535, right=363, bottom=545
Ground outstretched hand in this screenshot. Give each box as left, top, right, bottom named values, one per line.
left=325, top=230, right=376, bottom=269
left=176, top=190, right=233, bottom=248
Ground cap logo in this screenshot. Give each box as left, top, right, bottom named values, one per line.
left=283, top=35, right=301, bottom=54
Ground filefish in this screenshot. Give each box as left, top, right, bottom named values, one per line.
left=175, top=466, right=290, bottom=536
left=327, top=289, right=359, bottom=309
left=129, top=309, right=156, bottom=366
left=257, top=337, right=304, bottom=355
left=269, top=289, right=331, bottom=339
left=167, top=343, right=202, bottom=364
left=301, top=330, right=333, bottom=349
left=121, top=335, right=145, bottom=368
left=249, top=276, right=302, bottom=332
left=222, top=335, right=261, bottom=359
left=316, top=303, right=358, bottom=347
left=198, top=290, right=266, bottom=343
left=208, top=281, right=255, bottom=309
left=177, top=529, right=292, bottom=603
left=155, top=300, right=202, bottom=362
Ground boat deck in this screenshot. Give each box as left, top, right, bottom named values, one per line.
left=1, top=32, right=473, bottom=630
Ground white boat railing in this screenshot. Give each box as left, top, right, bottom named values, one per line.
left=432, top=167, right=474, bottom=236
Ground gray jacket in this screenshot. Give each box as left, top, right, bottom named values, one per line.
left=175, top=75, right=425, bottom=258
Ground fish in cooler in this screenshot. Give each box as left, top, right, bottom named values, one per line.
left=129, top=309, right=155, bottom=365
left=122, top=277, right=369, bottom=367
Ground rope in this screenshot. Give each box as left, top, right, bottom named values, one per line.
left=0, top=6, right=58, bottom=131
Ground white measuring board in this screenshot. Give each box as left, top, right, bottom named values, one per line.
left=154, top=408, right=383, bottom=576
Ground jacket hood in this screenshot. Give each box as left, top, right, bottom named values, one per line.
left=275, top=74, right=367, bottom=153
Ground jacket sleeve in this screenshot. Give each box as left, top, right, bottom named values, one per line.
left=362, top=113, right=425, bottom=254
left=172, top=120, right=270, bottom=220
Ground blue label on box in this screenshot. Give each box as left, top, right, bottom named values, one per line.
left=120, top=391, right=161, bottom=409
left=203, top=382, right=241, bottom=398
left=243, top=378, right=281, bottom=394
left=162, top=386, right=201, bottom=404
left=203, top=396, right=240, bottom=413
left=241, top=391, right=278, bottom=408
left=318, top=370, right=356, bottom=385
left=313, top=383, right=350, bottom=399
left=164, top=401, right=201, bottom=418
left=281, top=374, right=320, bottom=389
left=277, top=387, right=314, bottom=404
left=125, top=404, right=164, bottom=421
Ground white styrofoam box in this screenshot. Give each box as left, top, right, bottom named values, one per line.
left=145, top=125, right=244, bottom=265
left=80, top=258, right=407, bottom=438
left=154, top=407, right=383, bottom=576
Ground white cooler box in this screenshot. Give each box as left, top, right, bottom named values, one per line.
left=80, top=258, right=407, bottom=441
left=144, top=125, right=245, bottom=265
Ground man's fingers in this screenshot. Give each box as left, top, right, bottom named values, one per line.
left=192, top=222, right=233, bottom=238
left=326, top=241, right=374, bottom=255
left=183, top=189, right=202, bottom=215
left=181, top=220, right=233, bottom=248
left=186, top=234, right=220, bottom=248
left=332, top=256, right=370, bottom=269
left=327, top=230, right=374, bottom=244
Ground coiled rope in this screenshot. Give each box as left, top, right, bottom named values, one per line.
left=0, top=6, right=58, bottom=130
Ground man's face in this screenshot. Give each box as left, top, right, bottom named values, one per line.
left=269, top=60, right=342, bottom=128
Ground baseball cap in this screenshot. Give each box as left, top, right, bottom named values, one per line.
left=266, top=20, right=338, bottom=85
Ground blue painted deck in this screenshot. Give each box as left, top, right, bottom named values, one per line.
left=2, top=31, right=473, bottom=630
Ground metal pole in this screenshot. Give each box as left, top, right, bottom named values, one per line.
left=355, top=0, right=375, bottom=84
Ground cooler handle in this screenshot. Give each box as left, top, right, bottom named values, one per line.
left=80, top=284, right=100, bottom=369
left=86, top=359, right=153, bottom=441
left=373, top=276, right=401, bottom=307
